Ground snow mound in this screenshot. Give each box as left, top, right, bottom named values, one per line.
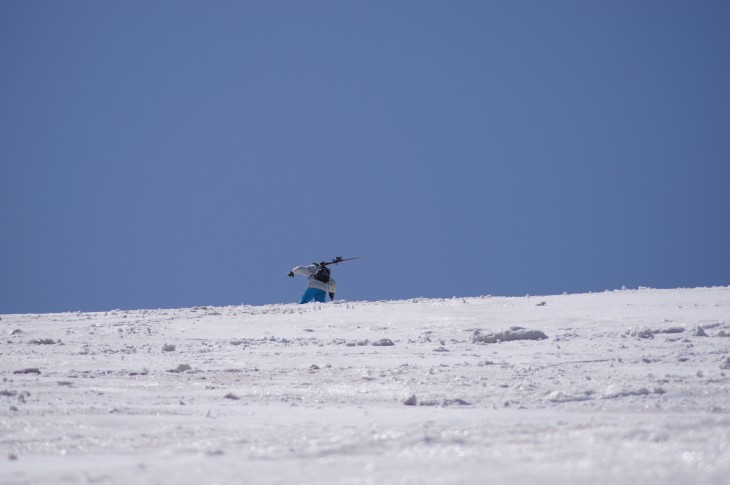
left=631, top=327, right=685, bottom=339
left=546, top=387, right=667, bottom=403
left=12, top=368, right=41, bottom=375
left=472, top=327, right=548, bottom=344
left=601, top=386, right=651, bottom=399
left=167, top=364, right=192, bottom=373
left=27, top=338, right=58, bottom=345
left=402, top=394, right=471, bottom=407
left=545, top=390, right=595, bottom=403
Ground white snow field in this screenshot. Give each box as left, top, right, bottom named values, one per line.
left=2, top=287, right=730, bottom=484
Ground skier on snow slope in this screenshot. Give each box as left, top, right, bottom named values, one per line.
left=288, top=263, right=336, bottom=304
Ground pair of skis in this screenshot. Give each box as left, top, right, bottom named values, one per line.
left=287, top=256, right=361, bottom=277
left=315, top=256, right=360, bottom=267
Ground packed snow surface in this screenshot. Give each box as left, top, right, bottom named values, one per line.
left=2, top=287, right=730, bottom=484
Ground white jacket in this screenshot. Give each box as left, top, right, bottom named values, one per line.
left=291, top=264, right=337, bottom=293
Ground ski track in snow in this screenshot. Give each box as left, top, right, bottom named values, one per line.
left=1, top=288, right=730, bottom=484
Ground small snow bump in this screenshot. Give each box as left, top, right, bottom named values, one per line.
left=13, top=368, right=41, bottom=375
left=27, top=338, right=57, bottom=345
left=473, top=328, right=548, bottom=344
left=403, top=395, right=418, bottom=406
left=442, top=398, right=471, bottom=406
left=602, top=386, right=651, bottom=399
left=167, top=364, right=191, bottom=373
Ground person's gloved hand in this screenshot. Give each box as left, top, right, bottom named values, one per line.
left=329, top=292, right=335, bottom=300
left=287, top=271, right=294, bottom=277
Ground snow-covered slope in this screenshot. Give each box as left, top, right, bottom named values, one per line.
left=2, top=287, right=729, bottom=484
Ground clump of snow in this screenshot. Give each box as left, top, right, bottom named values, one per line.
left=418, top=398, right=471, bottom=407
left=12, top=368, right=40, bottom=375
left=27, top=338, right=57, bottom=345
left=346, top=339, right=369, bottom=347
left=601, top=386, right=651, bottom=399
left=167, top=364, right=191, bottom=373
left=545, top=390, right=595, bottom=403
left=402, top=395, right=418, bottom=406
left=632, top=326, right=686, bottom=339
left=472, top=327, right=548, bottom=344
left=632, top=328, right=656, bottom=339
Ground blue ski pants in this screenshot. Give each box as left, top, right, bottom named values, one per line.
left=299, top=287, right=327, bottom=304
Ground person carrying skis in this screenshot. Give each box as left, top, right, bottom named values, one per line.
left=288, top=262, right=336, bottom=303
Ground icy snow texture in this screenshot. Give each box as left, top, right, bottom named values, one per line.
left=1, top=287, right=730, bottom=484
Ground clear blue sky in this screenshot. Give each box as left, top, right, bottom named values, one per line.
left=2, top=1, right=729, bottom=313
